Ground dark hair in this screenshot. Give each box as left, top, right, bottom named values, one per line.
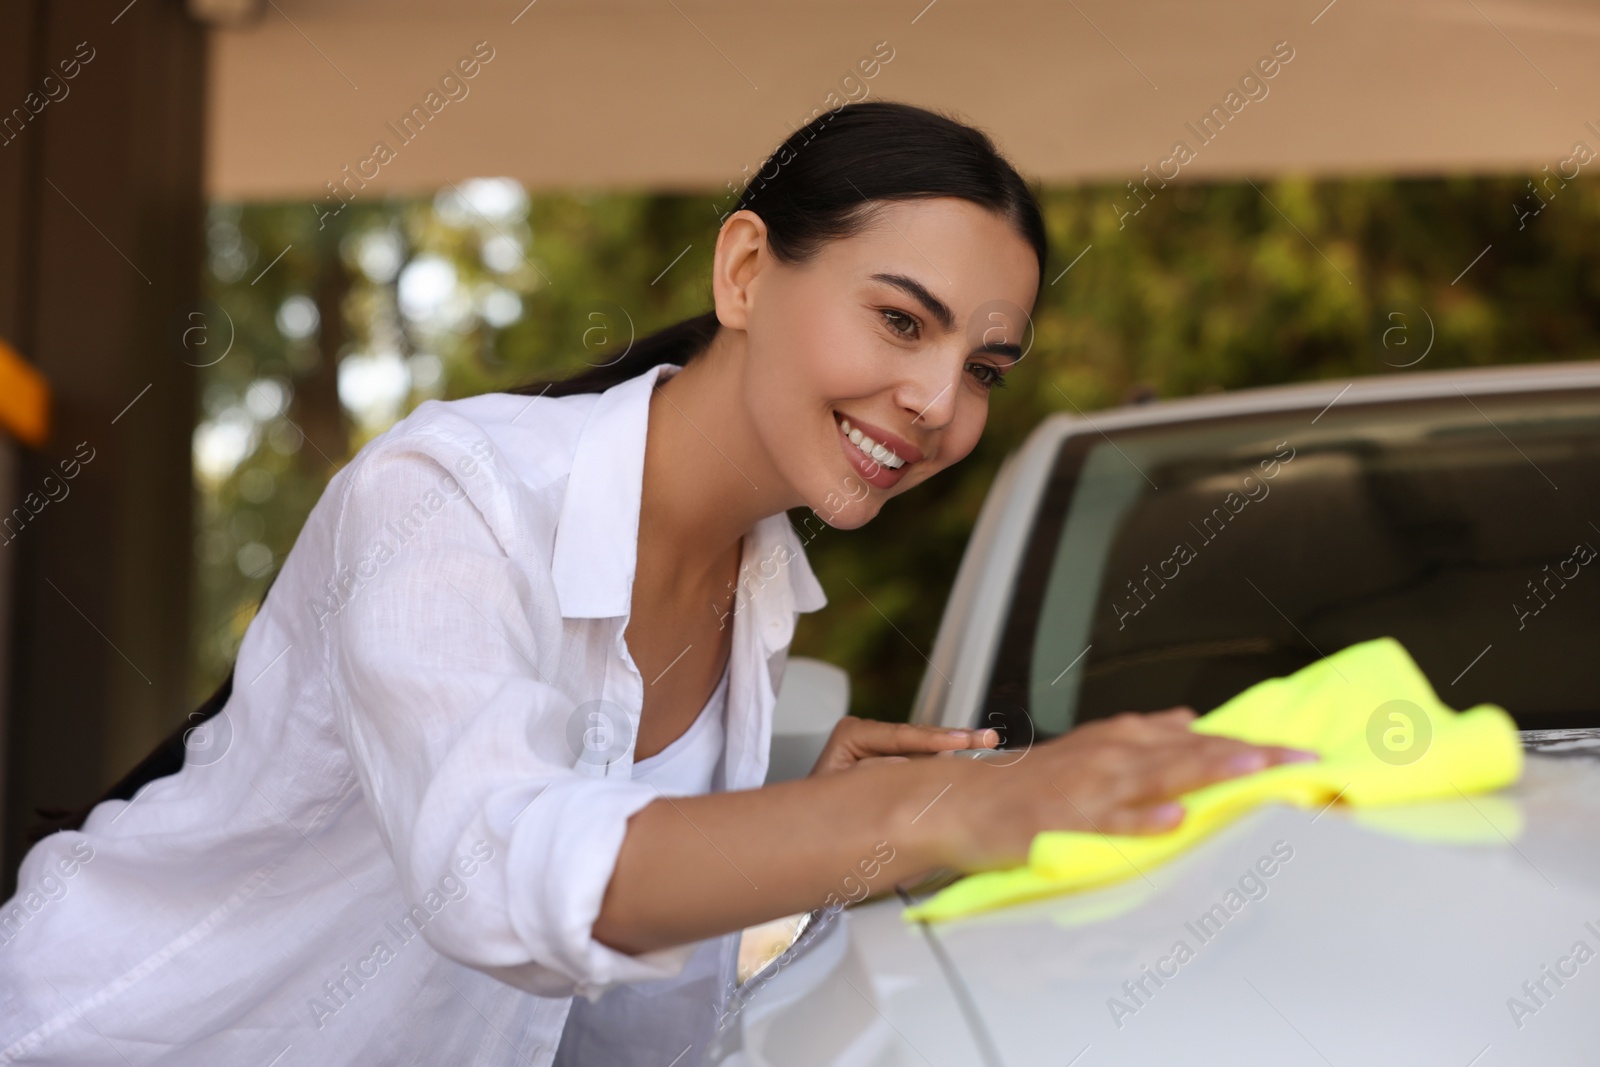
left=507, top=99, right=1048, bottom=398
left=32, top=99, right=1046, bottom=840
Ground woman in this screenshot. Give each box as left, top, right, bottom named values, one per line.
left=0, top=101, right=1312, bottom=1065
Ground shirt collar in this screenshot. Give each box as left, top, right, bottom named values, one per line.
left=549, top=361, right=828, bottom=636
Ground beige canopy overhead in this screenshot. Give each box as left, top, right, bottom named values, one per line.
left=206, top=0, right=1600, bottom=200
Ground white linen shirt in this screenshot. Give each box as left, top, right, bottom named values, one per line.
left=0, top=360, right=828, bottom=1066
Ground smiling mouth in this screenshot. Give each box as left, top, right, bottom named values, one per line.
left=835, top=414, right=908, bottom=469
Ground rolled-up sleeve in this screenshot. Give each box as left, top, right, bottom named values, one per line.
left=322, top=427, right=695, bottom=999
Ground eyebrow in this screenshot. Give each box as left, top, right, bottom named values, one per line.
left=868, top=271, right=1023, bottom=361
left=870, top=272, right=955, bottom=332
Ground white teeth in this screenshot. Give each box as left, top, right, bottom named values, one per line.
left=837, top=415, right=905, bottom=469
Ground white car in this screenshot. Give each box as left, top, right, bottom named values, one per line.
left=725, top=361, right=1600, bottom=1066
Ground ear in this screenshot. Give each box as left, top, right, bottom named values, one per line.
left=711, top=210, right=768, bottom=332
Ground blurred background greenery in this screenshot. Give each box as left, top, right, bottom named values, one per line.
left=193, top=175, right=1600, bottom=719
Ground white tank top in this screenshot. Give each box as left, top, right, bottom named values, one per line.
left=630, top=659, right=730, bottom=792
left=553, top=660, right=735, bottom=1066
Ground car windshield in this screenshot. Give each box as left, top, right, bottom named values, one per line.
left=983, top=389, right=1600, bottom=737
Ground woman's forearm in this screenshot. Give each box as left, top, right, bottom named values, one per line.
left=591, top=711, right=1322, bottom=955
left=592, top=756, right=973, bottom=955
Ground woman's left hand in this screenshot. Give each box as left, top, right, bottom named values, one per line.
left=808, top=716, right=1000, bottom=776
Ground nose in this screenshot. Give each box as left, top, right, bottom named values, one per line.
left=898, top=351, right=962, bottom=430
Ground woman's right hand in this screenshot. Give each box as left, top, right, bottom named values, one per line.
left=598, top=706, right=1317, bottom=955
left=934, top=707, right=1318, bottom=873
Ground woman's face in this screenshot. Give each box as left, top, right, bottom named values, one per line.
left=723, top=197, right=1041, bottom=529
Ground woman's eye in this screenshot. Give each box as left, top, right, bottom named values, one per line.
left=880, top=308, right=919, bottom=339
left=967, top=362, right=1008, bottom=390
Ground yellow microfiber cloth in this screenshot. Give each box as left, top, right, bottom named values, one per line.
left=903, top=636, right=1523, bottom=923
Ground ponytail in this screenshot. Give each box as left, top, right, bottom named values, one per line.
left=506, top=309, right=722, bottom=398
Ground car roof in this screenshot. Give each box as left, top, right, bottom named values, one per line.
left=1031, top=359, right=1600, bottom=448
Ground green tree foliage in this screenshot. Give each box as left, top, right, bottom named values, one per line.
left=196, top=175, right=1600, bottom=720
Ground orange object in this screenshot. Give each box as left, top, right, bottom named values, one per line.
left=0, top=337, right=50, bottom=447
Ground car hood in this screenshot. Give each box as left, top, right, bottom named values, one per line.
left=715, top=737, right=1600, bottom=1066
